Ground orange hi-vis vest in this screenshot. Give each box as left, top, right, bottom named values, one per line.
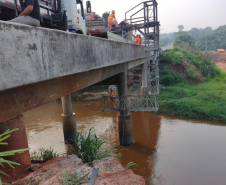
left=133, top=34, right=141, bottom=44
left=108, top=14, right=115, bottom=23
left=110, top=91, right=115, bottom=97
left=138, top=37, right=143, bottom=45
left=91, top=12, right=95, bottom=20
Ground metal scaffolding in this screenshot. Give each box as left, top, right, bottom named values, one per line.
left=102, top=0, right=160, bottom=112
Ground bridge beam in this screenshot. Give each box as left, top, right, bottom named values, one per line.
left=117, top=72, right=133, bottom=146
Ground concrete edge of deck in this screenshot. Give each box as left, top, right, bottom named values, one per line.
left=0, top=21, right=146, bottom=91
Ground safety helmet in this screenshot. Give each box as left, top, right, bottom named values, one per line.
left=110, top=87, right=114, bottom=91
left=112, top=10, right=115, bottom=13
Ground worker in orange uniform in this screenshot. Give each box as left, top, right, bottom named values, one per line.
left=132, top=34, right=142, bottom=45
left=108, top=10, right=119, bottom=31
left=90, top=12, right=95, bottom=20
left=110, top=87, right=116, bottom=108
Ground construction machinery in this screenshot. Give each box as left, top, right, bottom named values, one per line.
left=0, top=0, right=92, bottom=33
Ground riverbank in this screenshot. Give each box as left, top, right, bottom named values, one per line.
left=158, top=47, right=226, bottom=123
left=10, top=156, right=144, bottom=185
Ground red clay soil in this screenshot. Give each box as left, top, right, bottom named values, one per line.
left=0, top=164, right=30, bottom=184
left=209, top=51, right=226, bottom=63
left=161, top=59, right=205, bottom=83
left=182, top=58, right=205, bottom=83
left=209, top=51, right=226, bottom=71
left=9, top=156, right=145, bottom=185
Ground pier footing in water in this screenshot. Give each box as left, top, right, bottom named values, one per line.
left=61, top=95, right=77, bottom=143
left=118, top=113, right=133, bottom=146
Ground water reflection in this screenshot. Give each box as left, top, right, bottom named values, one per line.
left=23, top=100, right=226, bottom=185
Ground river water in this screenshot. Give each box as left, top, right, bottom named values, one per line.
left=23, top=100, right=226, bottom=185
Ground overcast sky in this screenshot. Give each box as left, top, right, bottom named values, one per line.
left=89, top=0, right=226, bottom=33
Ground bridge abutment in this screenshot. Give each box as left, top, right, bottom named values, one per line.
left=0, top=115, right=31, bottom=165
left=117, top=72, right=133, bottom=146
left=61, top=95, right=77, bottom=144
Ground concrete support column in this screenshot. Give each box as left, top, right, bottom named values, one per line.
left=141, top=62, right=148, bottom=95
left=117, top=72, right=133, bottom=146
left=0, top=115, right=31, bottom=165
left=61, top=94, right=77, bottom=144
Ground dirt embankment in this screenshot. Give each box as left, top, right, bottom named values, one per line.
left=209, top=51, right=226, bottom=71
left=8, top=156, right=145, bottom=185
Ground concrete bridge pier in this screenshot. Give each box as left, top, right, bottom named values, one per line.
left=0, top=115, right=31, bottom=165
left=117, top=72, right=134, bottom=146
left=61, top=94, right=77, bottom=144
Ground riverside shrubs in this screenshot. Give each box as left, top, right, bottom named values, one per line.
left=68, top=128, right=116, bottom=163
left=30, top=147, right=59, bottom=161
left=159, top=47, right=226, bottom=123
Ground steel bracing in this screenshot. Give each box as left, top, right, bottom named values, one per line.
left=102, top=0, right=160, bottom=112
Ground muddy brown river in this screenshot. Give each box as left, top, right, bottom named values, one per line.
left=23, top=100, right=226, bottom=185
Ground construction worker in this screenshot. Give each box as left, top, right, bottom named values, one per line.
left=132, top=34, right=142, bottom=45
left=108, top=10, right=119, bottom=31
left=110, top=87, right=116, bottom=108
left=139, top=35, right=143, bottom=45
left=90, top=12, right=95, bottom=20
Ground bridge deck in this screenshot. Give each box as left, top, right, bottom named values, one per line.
left=0, top=21, right=148, bottom=121
left=0, top=21, right=146, bottom=92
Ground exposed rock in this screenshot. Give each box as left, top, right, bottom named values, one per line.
left=13, top=155, right=145, bottom=185
left=30, top=163, right=43, bottom=172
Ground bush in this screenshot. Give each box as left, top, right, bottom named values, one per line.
left=159, top=65, right=185, bottom=86
left=68, top=128, right=116, bottom=163
left=158, top=75, right=226, bottom=123
left=30, top=148, right=59, bottom=161
left=160, top=49, right=184, bottom=64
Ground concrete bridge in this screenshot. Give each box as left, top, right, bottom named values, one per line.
left=0, top=21, right=152, bottom=165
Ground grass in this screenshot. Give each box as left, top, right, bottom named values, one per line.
left=158, top=47, right=226, bottom=123
left=159, top=69, right=226, bottom=123
left=67, top=128, right=117, bottom=163
left=58, top=170, right=85, bottom=185
left=71, top=85, right=109, bottom=101
left=30, top=147, right=59, bottom=161
left=124, top=162, right=137, bottom=171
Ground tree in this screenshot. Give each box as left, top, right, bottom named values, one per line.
left=178, top=25, right=184, bottom=32
left=196, top=25, right=226, bottom=51
left=174, top=32, right=195, bottom=49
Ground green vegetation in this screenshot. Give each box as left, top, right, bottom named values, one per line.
left=162, top=25, right=226, bottom=51
left=160, top=37, right=174, bottom=47
left=71, top=85, right=109, bottom=101
left=174, top=32, right=195, bottom=48
left=68, top=128, right=116, bottom=163
left=158, top=47, right=226, bottom=123
left=187, top=27, right=213, bottom=41
left=197, top=25, right=226, bottom=51
left=0, top=129, right=30, bottom=185
left=58, top=170, right=85, bottom=185
left=30, top=147, right=59, bottom=161
left=124, top=162, right=137, bottom=171
left=160, top=33, right=175, bottom=47
left=177, top=25, right=184, bottom=32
